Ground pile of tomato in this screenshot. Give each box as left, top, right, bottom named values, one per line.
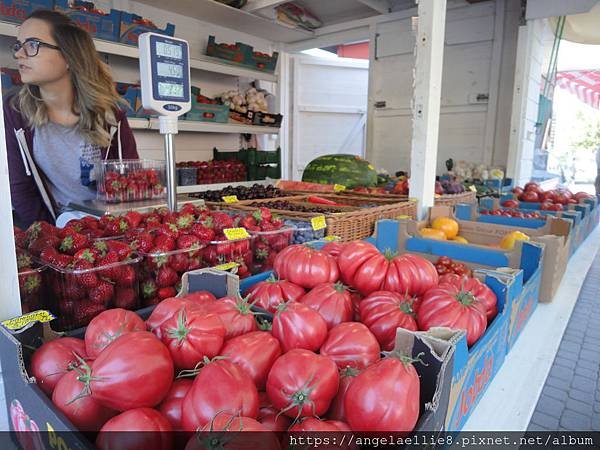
left=506, top=182, right=594, bottom=211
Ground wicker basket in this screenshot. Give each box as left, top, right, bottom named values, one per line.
left=434, top=191, right=477, bottom=206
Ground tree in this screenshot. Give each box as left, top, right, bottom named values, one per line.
left=571, top=111, right=600, bottom=152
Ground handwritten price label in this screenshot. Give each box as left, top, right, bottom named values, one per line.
left=2, top=310, right=56, bottom=331
left=311, top=216, right=327, bottom=231
left=333, top=184, right=346, bottom=192
left=223, top=227, right=250, bottom=240
left=222, top=195, right=239, bottom=203
left=213, top=262, right=239, bottom=271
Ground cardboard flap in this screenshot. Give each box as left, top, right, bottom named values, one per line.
left=179, top=269, right=239, bottom=298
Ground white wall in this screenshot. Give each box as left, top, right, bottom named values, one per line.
left=0, top=0, right=278, bottom=163
left=367, top=0, right=522, bottom=175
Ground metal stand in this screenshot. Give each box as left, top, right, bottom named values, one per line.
left=159, top=116, right=180, bottom=212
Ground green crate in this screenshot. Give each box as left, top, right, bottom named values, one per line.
left=213, top=147, right=281, bottom=165
left=247, top=163, right=281, bottom=180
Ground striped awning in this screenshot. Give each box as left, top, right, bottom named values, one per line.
left=556, top=70, right=600, bottom=109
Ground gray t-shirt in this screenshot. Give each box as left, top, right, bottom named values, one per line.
left=33, top=122, right=102, bottom=209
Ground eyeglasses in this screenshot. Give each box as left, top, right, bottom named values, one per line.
left=12, top=38, right=60, bottom=58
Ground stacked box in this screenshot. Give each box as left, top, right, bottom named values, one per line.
left=206, top=35, right=279, bottom=73
left=54, top=0, right=120, bottom=42
left=213, top=147, right=281, bottom=181
left=0, top=0, right=53, bottom=24
left=119, top=11, right=174, bottom=46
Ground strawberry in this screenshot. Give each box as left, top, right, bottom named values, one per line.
left=73, top=302, right=106, bottom=327
left=154, top=234, right=176, bottom=251
left=97, top=251, right=119, bottom=278
left=105, top=217, right=130, bottom=236
left=16, top=250, right=33, bottom=270
left=271, top=217, right=284, bottom=229
left=64, top=283, right=87, bottom=301
left=180, top=203, right=200, bottom=217
left=141, top=279, right=158, bottom=299
left=107, top=240, right=132, bottom=260
left=99, top=214, right=116, bottom=230
left=14, top=227, right=28, bottom=249
left=257, top=207, right=272, bottom=222
left=59, top=299, right=77, bottom=316
left=129, top=232, right=154, bottom=253
left=202, top=246, right=219, bottom=266
left=124, top=211, right=143, bottom=229
left=59, top=232, right=89, bottom=255
left=26, top=221, right=57, bottom=241
left=158, top=286, right=177, bottom=300
left=191, top=221, right=215, bottom=242
left=63, top=219, right=84, bottom=234
left=93, top=241, right=109, bottom=258
left=147, top=250, right=170, bottom=270
left=116, top=264, right=136, bottom=287
left=175, top=213, right=194, bottom=231
left=74, top=248, right=97, bottom=264
left=159, top=223, right=180, bottom=239
left=236, top=263, right=250, bottom=278
left=187, top=256, right=202, bottom=271
left=73, top=259, right=100, bottom=288
left=253, top=241, right=269, bottom=262
left=240, top=214, right=258, bottom=230
left=144, top=214, right=162, bottom=228
left=29, top=235, right=59, bottom=256
left=156, top=266, right=178, bottom=288
left=39, top=246, right=59, bottom=265
left=114, top=287, right=137, bottom=309
left=89, top=280, right=114, bottom=305
left=177, top=234, right=201, bottom=251
left=169, top=253, right=190, bottom=272
left=211, top=212, right=235, bottom=233
left=18, top=271, right=41, bottom=295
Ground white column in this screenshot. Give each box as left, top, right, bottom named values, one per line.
left=410, top=0, right=447, bottom=219
left=0, top=77, right=23, bottom=320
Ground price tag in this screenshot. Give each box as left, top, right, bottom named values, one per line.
left=397, top=215, right=411, bottom=220
left=469, top=185, right=478, bottom=192
left=333, top=184, right=346, bottom=192
left=409, top=197, right=418, bottom=202
left=311, top=216, right=327, bottom=231
left=368, top=164, right=375, bottom=170
left=223, top=227, right=250, bottom=240
left=324, top=235, right=339, bottom=241
left=213, top=261, right=239, bottom=271
left=2, top=310, right=56, bottom=331
left=222, top=195, right=239, bottom=203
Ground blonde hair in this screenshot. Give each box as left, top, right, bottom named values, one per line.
left=16, top=10, right=124, bottom=147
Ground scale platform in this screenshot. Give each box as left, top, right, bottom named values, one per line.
left=69, top=196, right=205, bottom=217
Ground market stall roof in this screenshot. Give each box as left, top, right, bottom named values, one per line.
left=556, top=70, right=600, bottom=109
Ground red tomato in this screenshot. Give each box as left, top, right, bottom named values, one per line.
left=29, top=337, right=87, bottom=396
left=289, top=417, right=340, bottom=431
left=512, top=187, right=524, bottom=196
left=181, top=359, right=259, bottom=432
left=85, top=309, right=145, bottom=358
left=87, top=332, right=174, bottom=411
left=161, top=309, right=225, bottom=370
left=297, top=282, right=353, bottom=329
left=350, top=291, right=363, bottom=321
left=220, top=331, right=282, bottom=390
left=266, top=349, right=339, bottom=419
left=539, top=191, right=556, bottom=203
left=273, top=245, right=339, bottom=289
left=319, top=322, right=380, bottom=370
left=272, top=302, right=327, bottom=353
left=524, top=182, right=540, bottom=192
left=554, top=193, right=570, bottom=205
left=436, top=256, right=452, bottom=267
left=320, top=241, right=346, bottom=259
left=146, top=298, right=206, bottom=339
left=359, top=291, right=418, bottom=351
left=52, top=370, right=116, bottom=431
left=519, top=191, right=540, bottom=202
left=417, top=283, right=488, bottom=346
left=327, top=367, right=360, bottom=422
left=338, top=241, right=438, bottom=296
left=574, top=192, right=593, bottom=201
left=501, top=199, right=520, bottom=208
left=179, top=291, right=217, bottom=307
left=345, top=356, right=420, bottom=432
left=257, top=406, right=292, bottom=432
left=96, top=408, right=173, bottom=450
left=244, top=278, right=305, bottom=314
left=438, top=274, right=498, bottom=322
left=202, top=296, right=257, bottom=340
left=158, top=379, right=193, bottom=431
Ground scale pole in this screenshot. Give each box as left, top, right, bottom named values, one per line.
left=164, top=132, right=177, bottom=212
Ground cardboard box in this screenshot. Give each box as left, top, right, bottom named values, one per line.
left=0, top=0, right=53, bottom=24
left=55, top=0, right=121, bottom=42
left=119, top=11, right=175, bottom=46
left=454, top=203, right=571, bottom=302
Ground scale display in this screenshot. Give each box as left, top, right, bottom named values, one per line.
left=139, top=33, right=191, bottom=115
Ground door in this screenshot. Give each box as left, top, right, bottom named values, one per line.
left=291, top=55, right=369, bottom=179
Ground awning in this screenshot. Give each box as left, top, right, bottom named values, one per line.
left=556, top=70, right=600, bottom=109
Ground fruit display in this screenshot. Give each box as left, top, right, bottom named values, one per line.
left=245, top=199, right=346, bottom=213
left=97, top=159, right=166, bottom=204
left=481, top=209, right=542, bottom=219
left=284, top=218, right=326, bottom=244
left=499, top=230, right=530, bottom=250
left=301, top=154, right=378, bottom=189
left=177, top=160, right=247, bottom=185
left=190, top=184, right=285, bottom=202
left=418, top=217, right=470, bottom=243
left=245, top=208, right=294, bottom=273
left=511, top=182, right=594, bottom=210
left=60, top=212, right=146, bottom=239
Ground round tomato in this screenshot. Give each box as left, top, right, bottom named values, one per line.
left=244, top=278, right=305, bottom=314
left=203, top=296, right=257, bottom=340
left=320, top=241, right=346, bottom=259
left=519, top=191, right=539, bottom=203
left=359, top=291, right=418, bottom=351
left=146, top=298, right=206, bottom=339
left=96, top=408, right=172, bottom=450
left=273, top=245, right=339, bottom=289
left=501, top=199, right=520, bottom=208
left=319, top=322, right=380, bottom=370
left=524, top=182, right=540, bottom=192
left=574, top=192, right=592, bottom=201
left=52, top=370, right=116, bottom=431
left=85, top=309, right=145, bottom=358
left=297, top=282, right=353, bottom=329
left=158, top=378, right=193, bottom=431
left=417, top=283, right=488, bottom=346
left=29, top=337, right=87, bottom=396
left=266, top=349, right=339, bottom=419
left=438, top=274, right=498, bottom=322
left=327, top=367, right=359, bottom=422
left=220, top=331, right=282, bottom=389
left=257, top=406, right=292, bottom=432
left=84, top=332, right=174, bottom=411
left=419, top=228, right=447, bottom=240
left=431, top=217, right=459, bottom=239
left=512, top=187, right=524, bottom=196
left=345, top=356, right=420, bottom=432
left=180, top=291, right=217, bottom=306
left=181, top=359, right=258, bottom=432
left=161, top=308, right=225, bottom=370
left=272, top=301, right=327, bottom=353
left=338, top=241, right=438, bottom=296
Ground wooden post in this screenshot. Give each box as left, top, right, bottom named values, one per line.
left=0, top=77, right=23, bottom=320
left=410, top=0, right=447, bottom=219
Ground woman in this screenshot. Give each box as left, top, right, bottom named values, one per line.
left=4, top=9, right=138, bottom=228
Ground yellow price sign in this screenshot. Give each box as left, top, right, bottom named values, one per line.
left=368, top=164, right=375, bottom=170
left=223, top=227, right=251, bottom=241
left=397, top=215, right=411, bottom=220
left=213, top=261, right=239, bottom=271
left=222, top=195, right=239, bottom=203
left=323, top=235, right=339, bottom=241
left=333, top=184, right=346, bottom=192
left=311, top=216, right=327, bottom=231
left=2, top=310, right=55, bottom=331
left=469, top=185, right=478, bottom=192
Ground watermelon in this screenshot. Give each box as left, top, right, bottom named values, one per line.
left=301, top=154, right=378, bottom=189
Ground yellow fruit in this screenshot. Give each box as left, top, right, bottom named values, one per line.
left=451, top=236, right=468, bottom=244
left=499, top=231, right=530, bottom=250
left=431, top=217, right=459, bottom=239
left=420, top=228, right=447, bottom=240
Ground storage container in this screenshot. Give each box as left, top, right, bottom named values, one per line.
left=96, top=159, right=166, bottom=203
left=18, top=264, right=46, bottom=314
left=55, top=0, right=121, bottom=42
left=119, top=11, right=175, bottom=45
left=177, top=167, right=198, bottom=186
left=0, top=0, right=54, bottom=24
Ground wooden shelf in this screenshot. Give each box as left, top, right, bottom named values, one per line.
left=129, top=117, right=280, bottom=134
left=0, top=21, right=277, bottom=82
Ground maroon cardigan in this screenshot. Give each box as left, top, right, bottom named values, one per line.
left=4, top=95, right=139, bottom=227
